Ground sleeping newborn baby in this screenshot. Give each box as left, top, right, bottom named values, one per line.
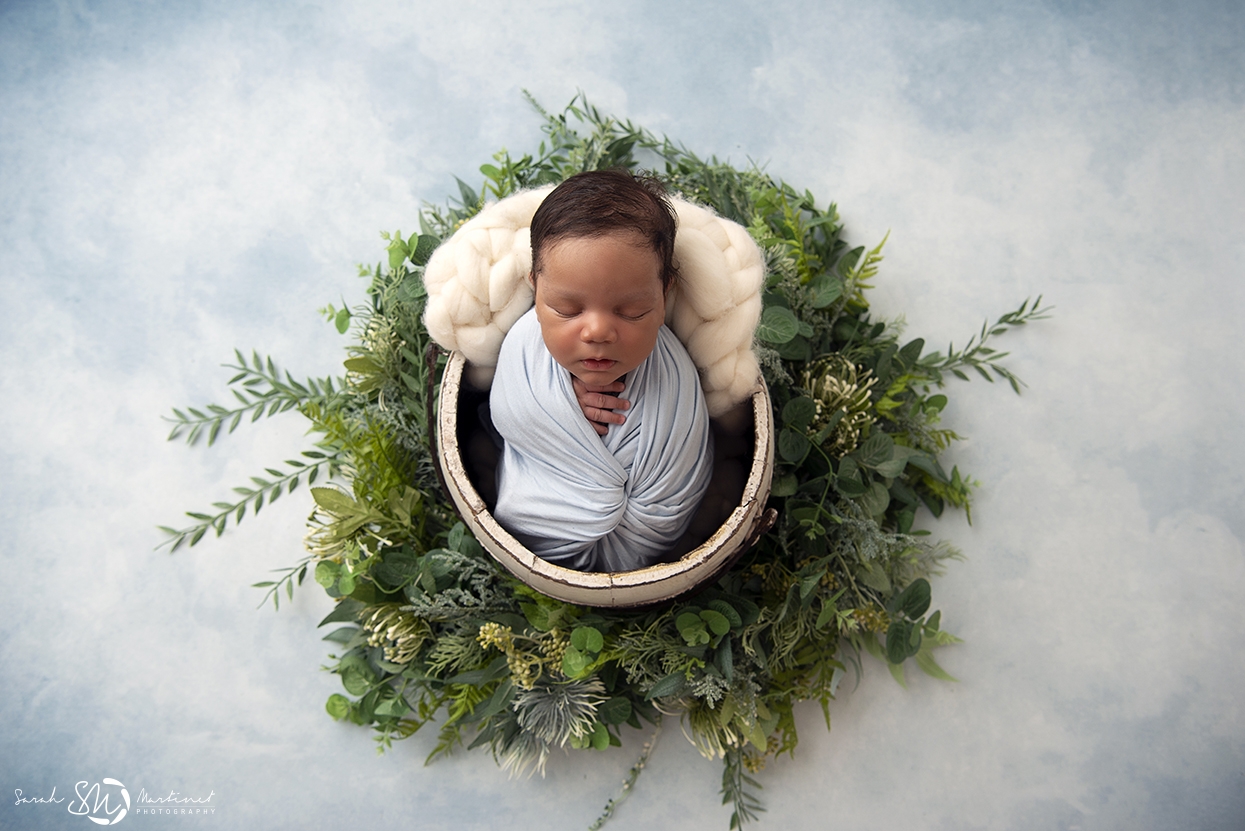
left=489, top=170, right=713, bottom=572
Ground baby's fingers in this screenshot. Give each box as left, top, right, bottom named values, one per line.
left=582, top=405, right=627, bottom=426
left=585, top=391, right=630, bottom=411
left=573, top=378, right=630, bottom=414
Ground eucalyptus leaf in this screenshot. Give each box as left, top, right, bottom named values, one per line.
left=886, top=619, right=915, bottom=664
left=589, top=721, right=610, bottom=751
left=895, top=578, right=932, bottom=618
left=788, top=503, right=822, bottom=527
left=714, top=638, right=734, bottom=682
left=314, top=560, right=340, bottom=588
left=856, top=432, right=894, bottom=469
left=775, top=334, right=812, bottom=361
left=771, top=472, right=798, bottom=497
left=835, top=472, right=867, bottom=499
left=732, top=595, right=761, bottom=626
left=387, top=241, right=406, bottom=272
left=706, top=599, right=743, bottom=629
left=856, top=562, right=891, bottom=593
left=778, top=428, right=811, bottom=465
left=700, top=609, right=730, bottom=636
left=571, top=626, right=604, bottom=654
left=874, top=458, right=906, bottom=479
left=905, top=451, right=950, bottom=483
left=341, top=667, right=371, bottom=696
left=860, top=481, right=890, bottom=517
left=782, top=397, right=817, bottom=432
left=599, top=697, right=632, bottom=725
left=676, top=611, right=702, bottom=632
left=645, top=671, right=686, bottom=700
left=325, top=694, right=350, bottom=720
left=809, top=274, right=843, bottom=308
left=372, top=557, right=422, bottom=590
left=756, top=305, right=799, bottom=344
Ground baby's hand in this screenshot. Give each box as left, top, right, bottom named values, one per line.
left=573, top=377, right=630, bottom=436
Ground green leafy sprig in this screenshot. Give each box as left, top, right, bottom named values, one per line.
left=164, top=350, right=340, bottom=447
left=916, top=296, right=1052, bottom=392
left=157, top=446, right=340, bottom=552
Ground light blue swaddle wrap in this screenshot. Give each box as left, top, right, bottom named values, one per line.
left=490, top=308, right=713, bottom=573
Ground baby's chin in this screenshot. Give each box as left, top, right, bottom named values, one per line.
left=565, top=365, right=627, bottom=389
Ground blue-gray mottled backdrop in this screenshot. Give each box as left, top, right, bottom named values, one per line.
left=2, top=1, right=1242, bottom=829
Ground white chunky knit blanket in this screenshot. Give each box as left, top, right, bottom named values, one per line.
left=422, top=186, right=765, bottom=417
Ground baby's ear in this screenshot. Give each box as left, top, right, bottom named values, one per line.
left=526, top=270, right=536, bottom=289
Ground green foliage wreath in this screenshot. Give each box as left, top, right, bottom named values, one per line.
left=162, top=95, right=1047, bottom=829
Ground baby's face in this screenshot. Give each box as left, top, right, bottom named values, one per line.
left=532, top=232, right=666, bottom=388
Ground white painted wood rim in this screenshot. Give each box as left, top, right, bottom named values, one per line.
left=436, top=350, right=775, bottom=608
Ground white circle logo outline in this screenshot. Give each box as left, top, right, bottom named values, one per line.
left=85, top=778, right=129, bottom=826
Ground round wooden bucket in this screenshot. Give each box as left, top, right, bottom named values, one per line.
left=435, top=350, right=775, bottom=608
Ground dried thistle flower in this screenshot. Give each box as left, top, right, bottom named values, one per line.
left=682, top=699, right=742, bottom=760
left=801, top=354, right=877, bottom=456
left=498, top=728, right=550, bottom=779
left=361, top=603, right=431, bottom=664
left=513, top=677, right=606, bottom=748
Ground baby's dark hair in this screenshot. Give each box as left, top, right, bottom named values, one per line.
left=530, top=169, right=679, bottom=292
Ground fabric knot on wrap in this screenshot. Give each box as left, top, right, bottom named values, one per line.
left=490, top=309, right=713, bottom=573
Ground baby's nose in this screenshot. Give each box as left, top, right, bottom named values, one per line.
left=580, top=313, right=616, bottom=342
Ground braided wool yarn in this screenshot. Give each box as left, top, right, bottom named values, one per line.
left=422, top=187, right=765, bottom=417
